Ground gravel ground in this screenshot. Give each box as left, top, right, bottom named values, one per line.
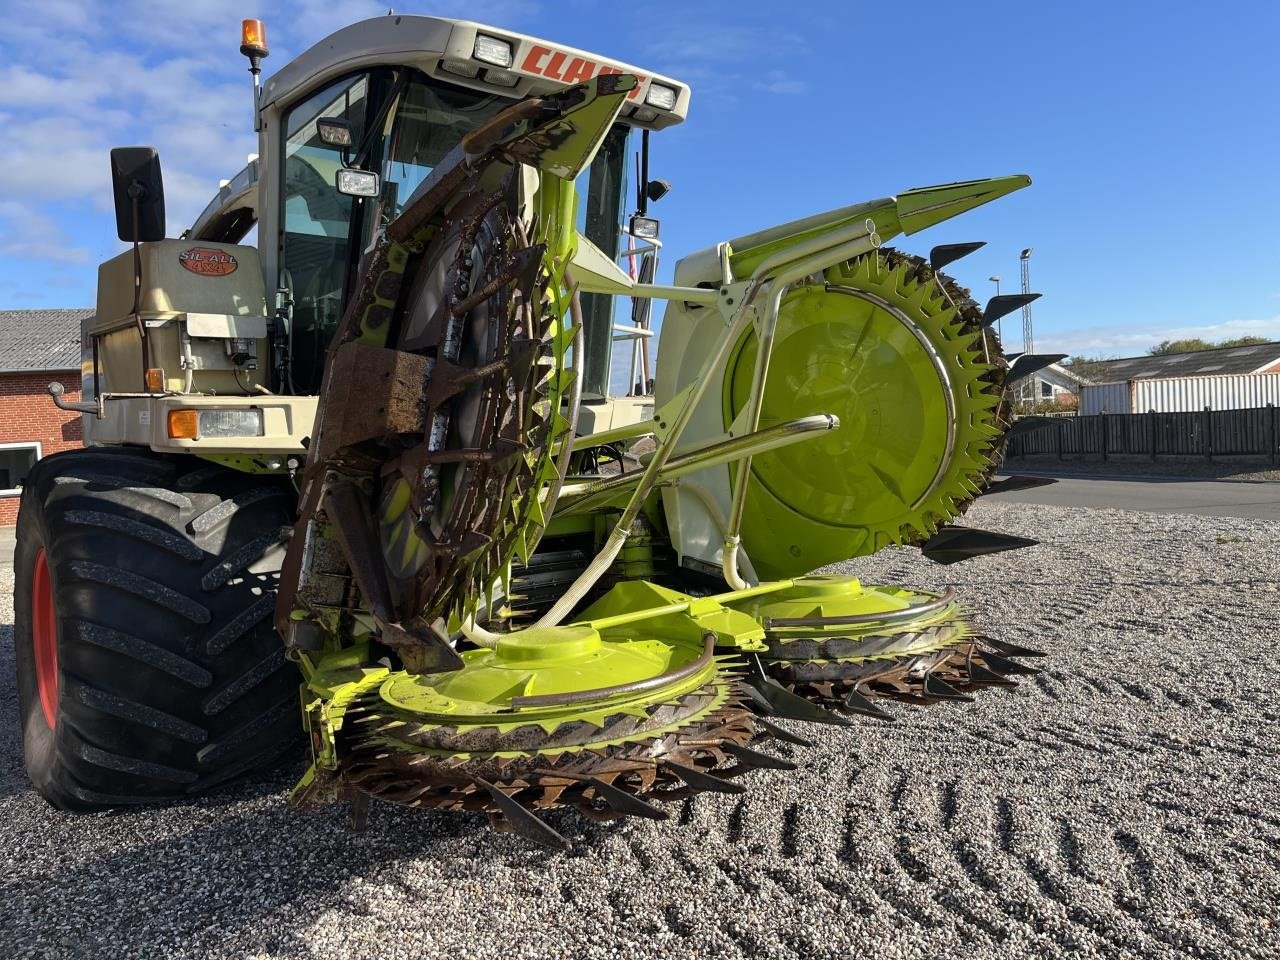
left=2, top=500, right=1279, bottom=960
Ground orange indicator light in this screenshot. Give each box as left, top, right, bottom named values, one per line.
left=167, top=410, right=200, bottom=439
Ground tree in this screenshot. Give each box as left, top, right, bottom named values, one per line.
left=1148, top=335, right=1271, bottom=356
left=1149, top=338, right=1214, bottom=355
left=1062, top=355, right=1118, bottom=382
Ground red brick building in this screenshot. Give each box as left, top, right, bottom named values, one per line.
left=0, top=309, right=91, bottom=525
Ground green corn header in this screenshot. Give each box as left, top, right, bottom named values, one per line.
left=13, top=14, right=1054, bottom=847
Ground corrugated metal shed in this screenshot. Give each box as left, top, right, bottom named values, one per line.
left=1080, top=382, right=1129, bottom=415
left=1081, top=373, right=1280, bottom=414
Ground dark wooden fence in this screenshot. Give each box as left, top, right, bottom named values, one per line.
left=1006, top=405, right=1280, bottom=461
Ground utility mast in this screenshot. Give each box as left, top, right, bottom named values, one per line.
left=1019, top=248, right=1034, bottom=352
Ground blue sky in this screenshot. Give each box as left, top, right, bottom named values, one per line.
left=1, top=0, right=1277, bottom=359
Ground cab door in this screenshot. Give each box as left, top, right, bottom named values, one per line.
left=277, top=71, right=389, bottom=393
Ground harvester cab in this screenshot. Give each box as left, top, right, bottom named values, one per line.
left=18, top=14, right=1047, bottom=847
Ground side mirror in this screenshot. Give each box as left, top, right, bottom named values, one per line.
left=644, top=179, right=672, bottom=203
left=110, top=146, right=166, bottom=242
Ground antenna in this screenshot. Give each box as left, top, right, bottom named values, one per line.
left=1019, top=248, right=1034, bottom=353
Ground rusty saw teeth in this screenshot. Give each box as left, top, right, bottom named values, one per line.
left=661, top=761, right=746, bottom=795
left=474, top=777, right=571, bottom=850
left=721, top=743, right=797, bottom=771
left=743, top=674, right=859, bottom=727
left=335, top=680, right=793, bottom=837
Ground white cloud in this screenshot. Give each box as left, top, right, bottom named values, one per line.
left=755, top=70, right=808, bottom=96
left=640, top=23, right=810, bottom=104
left=0, top=0, right=560, bottom=306
left=0, top=3, right=261, bottom=236
left=289, top=0, right=390, bottom=39
left=0, top=201, right=93, bottom=265
left=1044, top=315, right=1280, bottom=359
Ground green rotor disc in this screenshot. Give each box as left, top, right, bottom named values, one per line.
left=727, top=575, right=960, bottom=632
left=371, top=625, right=721, bottom=737
left=724, top=250, right=1003, bottom=579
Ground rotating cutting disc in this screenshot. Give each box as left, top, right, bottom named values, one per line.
left=336, top=627, right=786, bottom=840
left=731, top=576, right=1042, bottom=712
left=724, top=250, right=1005, bottom=579
left=369, top=177, right=573, bottom=625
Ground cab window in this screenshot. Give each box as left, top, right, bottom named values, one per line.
left=280, top=72, right=380, bottom=392
left=279, top=67, right=633, bottom=398
left=363, top=76, right=508, bottom=245
left=575, top=124, right=631, bottom=398
left=281, top=70, right=507, bottom=392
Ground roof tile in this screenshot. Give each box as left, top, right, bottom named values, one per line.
left=1086, top=342, right=1280, bottom=381
left=0, top=309, right=92, bottom=372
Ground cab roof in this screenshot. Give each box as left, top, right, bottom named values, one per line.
left=260, top=15, right=690, bottom=130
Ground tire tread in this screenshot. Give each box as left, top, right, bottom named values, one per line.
left=14, top=448, right=301, bottom=810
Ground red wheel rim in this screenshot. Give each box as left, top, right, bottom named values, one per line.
left=31, top=547, right=58, bottom=729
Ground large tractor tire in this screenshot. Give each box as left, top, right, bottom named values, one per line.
left=13, top=448, right=301, bottom=809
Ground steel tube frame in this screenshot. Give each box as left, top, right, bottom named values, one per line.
left=557, top=414, right=839, bottom=513
left=525, top=217, right=881, bottom=631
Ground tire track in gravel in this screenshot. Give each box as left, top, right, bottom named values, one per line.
left=662, top=838, right=799, bottom=959
left=1053, top=817, right=1096, bottom=883
left=933, top=786, right=1104, bottom=952
left=837, top=774, right=972, bottom=935
left=698, top=786, right=854, bottom=959
left=1100, top=831, right=1241, bottom=958
left=1025, top=719, right=1160, bottom=760
left=778, top=802, right=801, bottom=859
left=840, top=503, right=1280, bottom=958
left=983, top=786, right=1242, bottom=958
left=1016, top=572, right=1115, bottom=628
left=1045, top=669, right=1224, bottom=715
left=703, top=507, right=1265, bottom=959
left=878, top=772, right=1014, bottom=942
left=1032, top=672, right=1069, bottom=701
left=922, top=779, right=1224, bottom=957
left=8, top=501, right=1280, bottom=960
left=1001, top=799, right=1234, bottom=958
left=1112, top=830, right=1157, bottom=906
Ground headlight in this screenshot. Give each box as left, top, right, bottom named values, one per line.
left=645, top=83, right=678, bottom=111
left=335, top=168, right=380, bottom=197
left=483, top=67, right=520, bottom=88
left=473, top=34, right=513, bottom=67
left=629, top=215, right=660, bottom=240
left=440, top=57, right=480, bottom=79
left=168, top=408, right=264, bottom=439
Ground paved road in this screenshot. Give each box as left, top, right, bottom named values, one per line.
left=988, top=472, right=1280, bottom=520
left=0, top=473, right=1274, bottom=565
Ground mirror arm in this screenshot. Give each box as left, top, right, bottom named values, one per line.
left=128, top=183, right=151, bottom=382
left=47, top=382, right=99, bottom=416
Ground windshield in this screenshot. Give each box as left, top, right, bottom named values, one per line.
left=279, top=68, right=633, bottom=396
left=280, top=70, right=507, bottom=392
left=360, top=74, right=511, bottom=248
